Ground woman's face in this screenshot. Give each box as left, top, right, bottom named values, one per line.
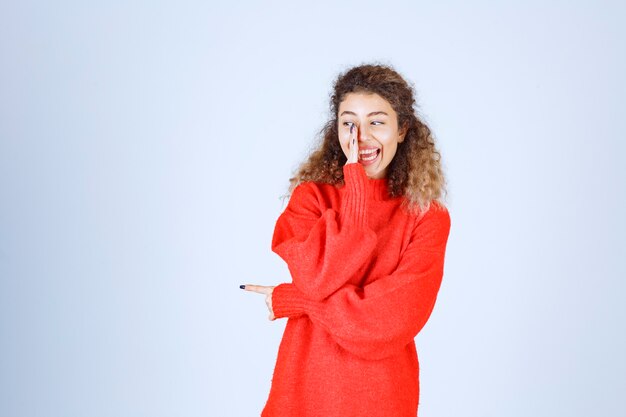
left=337, top=92, right=407, bottom=179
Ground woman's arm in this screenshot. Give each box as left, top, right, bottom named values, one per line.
left=271, top=163, right=378, bottom=301
left=271, top=205, right=451, bottom=361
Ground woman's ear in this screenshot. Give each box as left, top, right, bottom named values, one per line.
left=398, top=122, right=409, bottom=143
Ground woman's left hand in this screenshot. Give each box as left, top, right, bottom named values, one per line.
left=242, top=284, right=276, bottom=321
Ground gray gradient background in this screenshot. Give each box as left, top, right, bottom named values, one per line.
left=1, top=1, right=624, bottom=416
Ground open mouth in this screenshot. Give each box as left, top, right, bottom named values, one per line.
left=359, top=148, right=381, bottom=164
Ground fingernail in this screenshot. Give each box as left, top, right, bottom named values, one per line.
left=239, top=285, right=246, bottom=289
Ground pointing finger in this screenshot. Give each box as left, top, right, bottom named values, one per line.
left=241, top=284, right=272, bottom=295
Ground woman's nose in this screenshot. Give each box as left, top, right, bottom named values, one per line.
left=357, top=124, right=370, bottom=141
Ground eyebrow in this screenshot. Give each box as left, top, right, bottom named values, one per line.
left=339, top=111, right=389, bottom=117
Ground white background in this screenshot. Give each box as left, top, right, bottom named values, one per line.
left=1, top=1, right=624, bottom=416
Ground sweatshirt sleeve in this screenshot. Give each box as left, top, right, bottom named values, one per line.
left=272, top=204, right=451, bottom=361
left=271, top=163, right=378, bottom=301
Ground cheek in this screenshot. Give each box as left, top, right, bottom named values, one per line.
left=337, top=138, right=349, bottom=155
left=339, top=132, right=351, bottom=147
left=382, top=142, right=399, bottom=159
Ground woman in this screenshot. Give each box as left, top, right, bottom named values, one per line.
left=242, top=63, right=451, bottom=416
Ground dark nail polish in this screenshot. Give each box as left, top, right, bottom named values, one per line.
left=239, top=285, right=246, bottom=289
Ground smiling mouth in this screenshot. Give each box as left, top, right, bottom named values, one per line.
left=359, top=148, right=381, bottom=162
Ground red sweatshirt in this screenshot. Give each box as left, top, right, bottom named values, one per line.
left=261, top=162, right=451, bottom=417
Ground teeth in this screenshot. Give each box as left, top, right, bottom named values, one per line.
left=359, top=149, right=378, bottom=155
left=360, top=149, right=379, bottom=161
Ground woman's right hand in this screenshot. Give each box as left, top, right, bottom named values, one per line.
left=346, top=124, right=359, bottom=165
left=242, top=284, right=276, bottom=321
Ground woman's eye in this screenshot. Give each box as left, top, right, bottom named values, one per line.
left=343, top=122, right=355, bottom=127
left=372, top=121, right=384, bottom=126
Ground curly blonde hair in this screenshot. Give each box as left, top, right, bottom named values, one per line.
left=287, top=63, right=447, bottom=214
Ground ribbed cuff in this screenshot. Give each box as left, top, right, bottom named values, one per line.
left=272, top=283, right=308, bottom=319
left=339, top=163, right=369, bottom=228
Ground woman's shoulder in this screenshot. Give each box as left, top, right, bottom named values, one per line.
left=408, top=199, right=451, bottom=229
left=410, top=200, right=451, bottom=241
left=291, top=179, right=340, bottom=199
left=286, top=180, right=340, bottom=212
